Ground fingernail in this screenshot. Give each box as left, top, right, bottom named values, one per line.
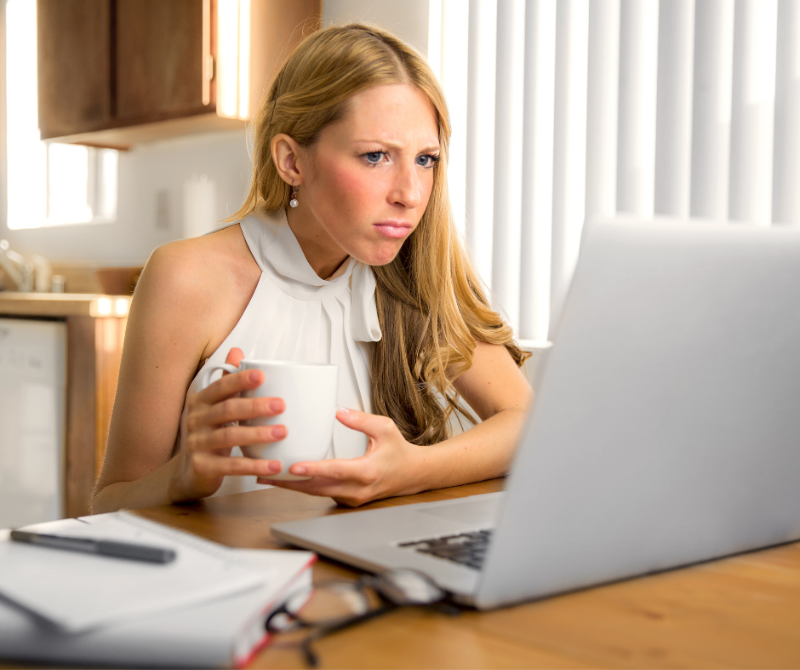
left=336, top=405, right=350, bottom=416
left=291, top=465, right=308, bottom=475
left=269, top=399, right=283, bottom=413
left=248, top=370, right=261, bottom=383
left=272, top=425, right=287, bottom=439
left=268, top=461, right=282, bottom=473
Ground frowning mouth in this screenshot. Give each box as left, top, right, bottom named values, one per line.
left=373, top=222, right=413, bottom=239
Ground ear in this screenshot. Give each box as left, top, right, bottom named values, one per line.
left=271, top=134, right=306, bottom=186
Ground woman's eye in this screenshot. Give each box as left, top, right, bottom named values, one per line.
left=364, top=151, right=385, bottom=164
left=416, top=154, right=440, bottom=169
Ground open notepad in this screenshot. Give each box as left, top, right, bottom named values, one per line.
left=0, top=511, right=301, bottom=632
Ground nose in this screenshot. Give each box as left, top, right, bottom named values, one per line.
left=390, top=162, right=422, bottom=209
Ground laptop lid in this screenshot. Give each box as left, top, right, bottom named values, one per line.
left=474, top=217, right=800, bottom=608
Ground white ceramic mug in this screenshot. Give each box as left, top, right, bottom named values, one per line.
left=200, top=359, right=338, bottom=480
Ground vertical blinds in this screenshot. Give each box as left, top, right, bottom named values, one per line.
left=428, top=0, right=800, bottom=343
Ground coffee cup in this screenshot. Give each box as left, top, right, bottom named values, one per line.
left=200, top=359, right=338, bottom=480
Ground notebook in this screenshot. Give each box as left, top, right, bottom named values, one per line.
left=0, top=513, right=315, bottom=667
left=272, top=217, right=800, bottom=609
left=0, top=511, right=271, bottom=632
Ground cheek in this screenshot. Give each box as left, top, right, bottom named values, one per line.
left=321, top=164, right=381, bottom=214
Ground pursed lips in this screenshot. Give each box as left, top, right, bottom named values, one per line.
left=373, top=221, right=413, bottom=239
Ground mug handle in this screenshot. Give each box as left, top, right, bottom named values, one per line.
left=199, top=362, right=240, bottom=390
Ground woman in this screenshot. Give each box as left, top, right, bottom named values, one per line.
left=93, top=23, right=532, bottom=513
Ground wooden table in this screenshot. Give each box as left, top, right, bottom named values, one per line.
left=136, top=479, right=800, bottom=669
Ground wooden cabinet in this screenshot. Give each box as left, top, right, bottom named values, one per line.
left=65, top=314, right=126, bottom=518
left=37, top=0, right=321, bottom=147
left=36, top=0, right=114, bottom=139
left=115, top=0, right=208, bottom=123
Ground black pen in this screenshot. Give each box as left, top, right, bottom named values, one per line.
left=9, top=529, right=177, bottom=564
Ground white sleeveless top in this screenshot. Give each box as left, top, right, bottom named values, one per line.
left=176, top=206, right=382, bottom=497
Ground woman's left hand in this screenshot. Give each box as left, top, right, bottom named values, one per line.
left=256, top=407, right=424, bottom=507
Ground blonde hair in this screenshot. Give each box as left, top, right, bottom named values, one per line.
left=231, top=23, right=529, bottom=444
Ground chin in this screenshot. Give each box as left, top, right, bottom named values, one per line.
left=371, top=249, right=405, bottom=267
left=355, top=241, right=405, bottom=267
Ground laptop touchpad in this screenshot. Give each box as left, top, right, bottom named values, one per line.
left=417, top=496, right=502, bottom=526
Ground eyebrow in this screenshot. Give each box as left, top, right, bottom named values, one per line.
left=353, top=138, right=440, bottom=153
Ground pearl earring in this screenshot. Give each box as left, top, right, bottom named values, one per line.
left=289, top=185, right=299, bottom=208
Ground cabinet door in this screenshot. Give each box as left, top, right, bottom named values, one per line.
left=37, top=0, right=112, bottom=139
left=116, top=0, right=212, bottom=122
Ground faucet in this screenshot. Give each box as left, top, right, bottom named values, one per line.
left=0, top=239, right=35, bottom=292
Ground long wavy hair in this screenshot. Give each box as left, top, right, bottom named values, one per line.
left=230, top=22, right=529, bottom=445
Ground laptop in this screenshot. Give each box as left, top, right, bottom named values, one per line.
left=272, top=217, right=800, bottom=609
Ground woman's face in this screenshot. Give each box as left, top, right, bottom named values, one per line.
left=292, top=83, right=440, bottom=274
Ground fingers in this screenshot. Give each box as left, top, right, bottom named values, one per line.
left=187, top=422, right=287, bottom=453
left=336, top=407, right=398, bottom=440
left=283, top=457, right=370, bottom=482
left=256, top=457, right=377, bottom=504
left=191, top=451, right=282, bottom=479
left=224, top=347, right=245, bottom=369
left=179, top=348, right=286, bottom=493
left=189, top=395, right=285, bottom=431
left=254, top=409, right=405, bottom=504
left=255, top=458, right=363, bottom=487
left=195, top=367, right=265, bottom=406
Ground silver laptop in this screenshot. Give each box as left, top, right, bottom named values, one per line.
left=272, top=217, right=800, bottom=610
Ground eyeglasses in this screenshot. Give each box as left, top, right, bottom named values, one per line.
left=265, top=568, right=458, bottom=667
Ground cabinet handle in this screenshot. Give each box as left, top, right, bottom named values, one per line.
left=202, top=0, right=212, bottom=105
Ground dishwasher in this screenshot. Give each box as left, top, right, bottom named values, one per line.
left=0, top=317, right=66, bottom=528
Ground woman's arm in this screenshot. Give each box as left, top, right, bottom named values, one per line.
left=259, top=341, right=532, bottom=505
left=407, top=340, right=532, bottom=489
left=92, top=232, right=285, bottom=513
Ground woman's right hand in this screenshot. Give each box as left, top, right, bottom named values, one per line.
left=168, top=348, right=287, bottom=502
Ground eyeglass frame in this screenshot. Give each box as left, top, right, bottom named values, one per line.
left=265, top=568, right=458, bottom=667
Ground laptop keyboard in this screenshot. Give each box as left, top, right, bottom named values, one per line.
left=398, top=530, right=492, bottom=570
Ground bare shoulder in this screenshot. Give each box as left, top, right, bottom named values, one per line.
left=140, top=225, right=256, bottom=299
left=132, top=224, right=261, bottom=361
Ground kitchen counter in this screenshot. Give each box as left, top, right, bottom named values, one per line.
left=0, top=293, right=131, bottom=318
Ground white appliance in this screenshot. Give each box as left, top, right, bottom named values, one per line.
left=0, top=317, right=66, bottom=527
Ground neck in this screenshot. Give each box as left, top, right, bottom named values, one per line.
left=285, top=207, right=349, bottom=280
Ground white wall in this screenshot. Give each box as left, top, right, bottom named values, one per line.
left=323, top=0, right=430, bottom=56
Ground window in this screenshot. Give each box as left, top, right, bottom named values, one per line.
left=428, top=0, right=800, bottom=343
left=5, top=0, right=117, bottom=230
